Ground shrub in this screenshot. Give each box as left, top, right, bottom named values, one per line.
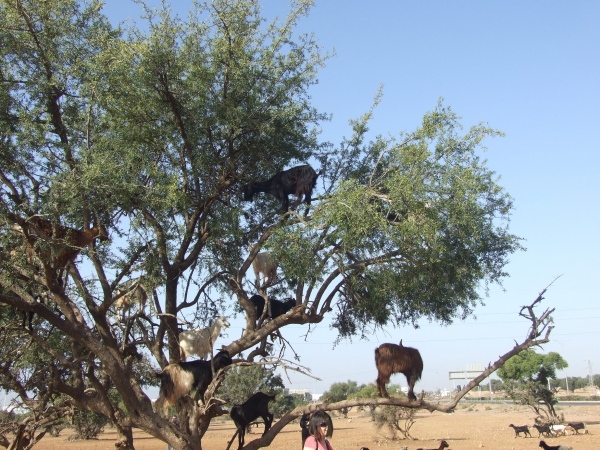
left=371, top=402, right=416, bottom=440
left=69, top=410, right=108, bottom=440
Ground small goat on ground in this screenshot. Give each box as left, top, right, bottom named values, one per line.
left=249, top=295, right=296, bottom=321
left=539, top=440, right=572, bottom=450
left=375, top=340, right=423, bottom=400
left=416, top=440, right=450, bottom=450
left=532, top=424, right=552, bottom=437
left=550, top=424, right=566, bottom=436
left=154, top=350, right=232, bottom=417
left=251, top=250, right=277, bottom=287
left=242, top=164, right=318, bottom=212
left=509, top=424, right=531, bottom=438
left=230, top=392, right=275, bottom=450
left=114, top=279, right=148, bottom=322
left=179, top=316, right=230, bottom=361
left=566, top=421, right=586, bottom=434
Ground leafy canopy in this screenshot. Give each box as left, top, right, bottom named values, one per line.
left=0, top=0, right=522, bottom=448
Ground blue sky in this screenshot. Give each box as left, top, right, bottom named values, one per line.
left=102, top=0, right=600, bottom=394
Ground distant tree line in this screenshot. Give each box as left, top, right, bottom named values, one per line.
left=475, top=374, right=600, bottom=392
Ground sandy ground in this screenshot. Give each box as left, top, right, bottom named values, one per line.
left=28, top=403, right=599, bottom=450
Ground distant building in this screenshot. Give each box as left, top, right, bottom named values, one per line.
left=285, top=389, right=324, bottom=402
left=287, top=388, right=313, bottom=400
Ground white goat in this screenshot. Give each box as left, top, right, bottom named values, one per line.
left=252, top=251, right=277, bottom=287
left=178, top=316, right=230, bottom=361
left=115, top=279, right=148, bottom=322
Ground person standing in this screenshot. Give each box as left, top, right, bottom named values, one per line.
left=302, top=410, right=334, bottom=450
left=167, top=415, right=180, bottom=450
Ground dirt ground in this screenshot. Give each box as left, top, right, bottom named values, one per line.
left=30, top=403, right=599, bottom=450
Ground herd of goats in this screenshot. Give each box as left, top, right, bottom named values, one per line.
left=7, top=164, right=592, bottom=449
left=507, top=422, right=589, bottom=450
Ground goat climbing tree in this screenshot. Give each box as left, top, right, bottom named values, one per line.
left=0, top=1, right=522, bottom=449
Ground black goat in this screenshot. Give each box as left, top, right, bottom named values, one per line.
left=566, top=421, right=586, bottom=434
left=249, top=295, right=296, bottom=320
left=249, top=295, right=266, bottom=318
left=242, top=164, right=318, bottom=212
left=230, top=392, right=275, bottom=450
left=509, top=424, right=531, bottom=438
left=20, top=291, right=50, bottom=331
left=532, top=424, right=552, bottom=437
left=154, top=350, right=232, bottom=417
left=270, top=298, right=296, bottom=318
left=538, top=440, right=572, bottom=450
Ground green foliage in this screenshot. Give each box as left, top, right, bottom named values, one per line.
left=498, top=350, right=567, bottom=384
left=497, top=350, right=568, bottom=422
left=0, top=0, right=523, bottom=447
left=218, top=365, right=284, bottom=406
left=70, top=409, right=108, bottom=440
left=322, top=380, right=363, bottom=402
left=553, top=374, right=600, bottom=392
left=272, top=394, right=309, bottom=419
left=352, top=383, right=380, bottom=400
left=322, top=380, right=365, bottom=418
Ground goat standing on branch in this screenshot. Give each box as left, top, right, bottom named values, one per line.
left=251, top=251, right=278, bottom=288
left=179, top=316, right=230, bottom=361
left=250, top=295, right=296, bottom=322
left=375, top=340, right=423, bottom=401
left=229, top=392, right=275, bottom=450
left=242, top=164, right=318, bottom=213
left=10, top=214, right=108, bottom=285
left=114, top=278, right=148, bottom=322
left=154, top=350, right=233, bottom=417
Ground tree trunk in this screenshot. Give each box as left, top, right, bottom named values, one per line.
left=114, top=425, right=135, bottom=450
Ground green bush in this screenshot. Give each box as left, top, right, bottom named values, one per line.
left=69, top=410, right=108, bottom=440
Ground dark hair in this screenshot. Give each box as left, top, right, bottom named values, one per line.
left=308, top=410, right=329, bottom=442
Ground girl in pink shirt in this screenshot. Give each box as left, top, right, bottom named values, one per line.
left=302, top=411, right=334, bottom=450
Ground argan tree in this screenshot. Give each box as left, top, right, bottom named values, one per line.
left=1, top=0, right=526, bottom=449
left=497, top=350, right=568, bottom=423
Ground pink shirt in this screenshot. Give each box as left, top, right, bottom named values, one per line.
left=303, top=436, right=334, bottom=450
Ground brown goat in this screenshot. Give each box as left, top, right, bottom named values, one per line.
left=416, top=440, right=450, bottom=450
left=12, top=215, right=108, bottom=284
left=375, top=340, right=423, bottom=401
left=114, top=279, right=148, bottom=322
